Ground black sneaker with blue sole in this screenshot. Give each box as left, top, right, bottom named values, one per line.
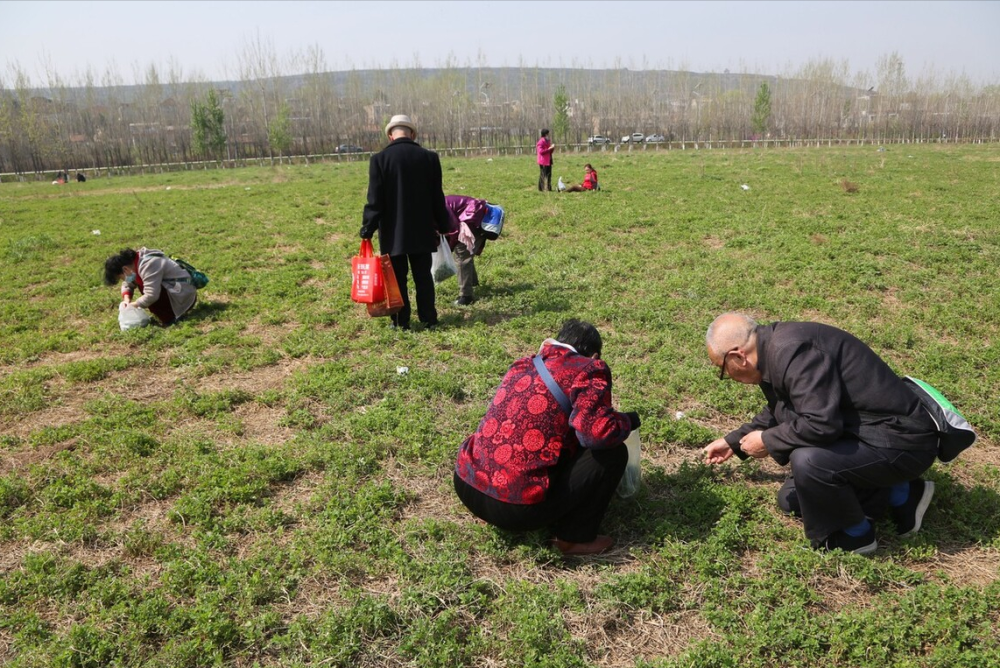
left=821, top=526, right=878, bottom=555
left=892, top=479, right=935, bottom=538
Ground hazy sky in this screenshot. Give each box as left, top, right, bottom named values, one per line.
left=2, top=1, right=998, bottom=87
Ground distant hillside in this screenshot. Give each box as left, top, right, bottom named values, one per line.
left=20, top=67, right=812, bottom=103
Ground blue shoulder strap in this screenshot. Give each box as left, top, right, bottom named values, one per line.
left=532, top=355, right=571, bottom=415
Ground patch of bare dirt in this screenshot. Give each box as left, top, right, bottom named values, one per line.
left=107, top=361, right=183, bottom=394
left=1, top=353, right=313, bottom=464
left=909, top=547, right=1000, bottom=586
left=232, top=403, right=297, bottom=445
left=702, top=235, right=725, bottom=250
left=0, top=348, right=107, bottom=377
left=241, top=318, right=300, bottom=345
left=270, top=243, right=302, bottom=257
left=0, top=497, right=192, bottom=596
left=194, top=358, right=308, bottom=395
left=569, top=608, right=713, bottom=667
left=0, top=439, right=77, bottom=475
left=0, top=375, right=111, bottom=443
left=386, top=460, right=456, bottom=525
left=936, top=437, right=1000, bottom=487
left=268, top=469, right=325, bottom=515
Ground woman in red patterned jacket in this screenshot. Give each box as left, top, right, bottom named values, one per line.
left=454, top=319, right=641, bottom=556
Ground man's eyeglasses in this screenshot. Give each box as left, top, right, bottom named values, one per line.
left=718, top=349, right=737, bottom=380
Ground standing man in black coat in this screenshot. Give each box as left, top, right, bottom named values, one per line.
left=360, top=114, right=452, bottom=331
left=702, top=312, right=940, bottom=555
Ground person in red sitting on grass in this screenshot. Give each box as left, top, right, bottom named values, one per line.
left=562, top=163, right=599, bottom=192
left=453, top=318, right=641, bottom=557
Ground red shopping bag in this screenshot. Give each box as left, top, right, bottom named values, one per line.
left=367, top=255, right=405, bottom=317
left=351, top=239, right=384, bottom=304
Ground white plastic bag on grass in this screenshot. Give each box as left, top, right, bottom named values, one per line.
left=616, top=429, right=642, bottom=498
left=119, top=302, right=151, bottom=330
left=431, top=234, right=457, bottom=283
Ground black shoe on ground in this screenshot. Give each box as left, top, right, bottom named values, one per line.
left=424, top=323, right=438, bottom=331
left=821, top=527, right=878, bottom=555
left=454, top=296, right=476, bottom=306
left=892, top=479, right=935, bottom=538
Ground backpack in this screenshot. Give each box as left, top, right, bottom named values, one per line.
left=480, top=204, right=505, bottom=240
left=144, top=250, right=209, bottom=289
left=171, top=257, right=209, bottom=289
left=903, top=376, right=977, bottom=463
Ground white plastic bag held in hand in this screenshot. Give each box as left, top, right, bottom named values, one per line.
left=119, top=302, right=151, bottom=330
left=430, top=234, right=457, bottom=283
left=616, top=429, right=642, bottom=498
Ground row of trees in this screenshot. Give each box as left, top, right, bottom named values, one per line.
left=2, top=47, right=998, bottom=176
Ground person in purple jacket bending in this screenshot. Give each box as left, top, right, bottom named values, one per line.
left=454, top=319, right=641, bottom=557
left=442, top=194, right=505, bottom=306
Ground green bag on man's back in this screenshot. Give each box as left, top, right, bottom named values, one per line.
left=903, top=377, right=977, bottom=463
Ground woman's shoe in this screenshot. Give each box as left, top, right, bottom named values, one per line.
left=551, top=535, right=614, bottom=556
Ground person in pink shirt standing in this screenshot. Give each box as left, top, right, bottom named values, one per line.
left=536, top=128, right=555, bottom=191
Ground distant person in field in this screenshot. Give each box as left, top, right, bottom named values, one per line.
left=536, top=128, right=555, bottom=192
left=454, top=318, right=642, bottom=557
left=561, top=163, right=599, bottom=192
left=103, top=248, right=197, bottom=326
left=76, top=172, right=86, bottom=183
left=702, top=312, right=940, bottom=556
left=442, top=194, right=505, bottom=306
left=360, top=114, right=451, bottom=331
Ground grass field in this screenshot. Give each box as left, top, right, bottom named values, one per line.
left=1, top=144, right=999, bottom=667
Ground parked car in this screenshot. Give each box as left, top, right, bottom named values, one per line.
left=645, top=134, right=666, bottom=143
left=588, top=135, right=612, bottom=145
left=622, top=132, right=645, bottom=144
left=335, top=144, right=365, bottom=154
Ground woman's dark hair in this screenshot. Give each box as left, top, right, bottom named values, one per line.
left=584, top=163, right=593, bottom=170
left=540, top=128, right=550, bottom=137
left=557, top=318, right=602, bottom=358
left=103, top=248, right=137, bottom=285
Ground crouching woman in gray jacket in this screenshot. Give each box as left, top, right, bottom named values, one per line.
left=103, top=248, right=197, bottom=325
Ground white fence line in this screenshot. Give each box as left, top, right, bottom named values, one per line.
left=1, top=135, right=994, bottom=182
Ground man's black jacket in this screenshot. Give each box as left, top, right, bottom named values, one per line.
left=360, top=137, right=451, bottom=256
left=725, top=322, right=938, bottom=465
